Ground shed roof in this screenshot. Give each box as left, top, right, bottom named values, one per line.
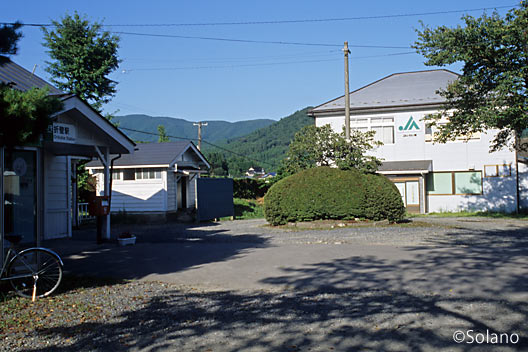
left=0, top=58, right=63, bottom=94
left=311, top=69, right=459, bottom=114
left=86, top=141, right=209, bottom=168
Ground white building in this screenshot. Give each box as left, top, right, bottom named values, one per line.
left=86, top=141, right=210, bottom=216
left=1, top=59, right=135, bottom=264
left=310, top=69, right=528, bottom=214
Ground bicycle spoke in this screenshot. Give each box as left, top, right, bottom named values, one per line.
left=8, top=249, right=63, bottom=299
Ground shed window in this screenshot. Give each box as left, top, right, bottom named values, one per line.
left=123, top=169, right=135, bottom=180
left=134, top=168, right=162, bottom=180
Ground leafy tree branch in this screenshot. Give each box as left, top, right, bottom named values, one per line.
left=413, top=2, right=528, bottom=151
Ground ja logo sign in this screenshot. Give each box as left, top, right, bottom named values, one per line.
left=398, top=116, right=420, bottom=132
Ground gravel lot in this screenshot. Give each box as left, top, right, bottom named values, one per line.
left=1, top=217, right=527, bottom=351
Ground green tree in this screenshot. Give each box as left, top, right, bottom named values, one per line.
left=279, top=125, right=381, bottom=177
left=0, top=22, right=63, bottom=147
left=157, top=124, right=169, bottom=142
left=206, top=152, right=229, bottom=176
left=413, top=2, right=528, bottom=151
left=42, top=12, right=120, bottom=112
left=0, top=22, right=23, bottom=64
left=0, top=87, right=63, bottom=147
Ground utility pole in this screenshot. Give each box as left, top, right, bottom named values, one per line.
left=343, top=41, right=351, bottom=140
left=193, top=122, right=208, bottom=151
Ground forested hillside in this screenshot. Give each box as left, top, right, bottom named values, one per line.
left=113, top=114, right=275, bottom=143
left=206, top=107, right=313, bottom=176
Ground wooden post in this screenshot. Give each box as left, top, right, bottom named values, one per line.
left=344, top=41, right=351, bottom=140
left=193, top=122, right=208, bottom=151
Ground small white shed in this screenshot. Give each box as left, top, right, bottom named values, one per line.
left=86, top=141, right=210, bottom=216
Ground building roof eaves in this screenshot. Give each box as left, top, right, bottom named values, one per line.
left=310, top=69, right=459, bottom=114
left=311, top=102, right=447, bottom=116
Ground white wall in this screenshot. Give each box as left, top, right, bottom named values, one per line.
left=188, top=175, right=197, bottom=208
left=518, top=162, right=528, bottom=209
left=44, top=153, right=70, bottom=239
left=95, top=171, right=167, bottom=213
left=316, top=110, right=519, bottom=213
left=167, top=171, right=177, bottom=211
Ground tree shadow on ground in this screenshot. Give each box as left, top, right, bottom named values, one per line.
left=262, top=225, right=528, bottom=297
left=55, top=221, right=271, bottom=281
left=24, top=222, right=528, bottom=351
left=21, top=282, right=527, bottom=351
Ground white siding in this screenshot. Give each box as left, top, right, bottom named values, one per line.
left=44, top=153, right=69, bottom=239
left=316, top=110, right=519, bottom=213
left=518, top=162, right=528, bottom=209
left=167, top=172, right=177, bottom=211
left=188, top=176, right=197, bottom=208
left=108, top=179, right=166, bottom=212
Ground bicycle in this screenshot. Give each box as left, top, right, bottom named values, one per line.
left=1, top=234, right=63, bottom=301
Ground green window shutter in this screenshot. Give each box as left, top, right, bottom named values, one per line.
left=454, top=171, right=482, bottom=194
left=426, top=173, right=453, bottom=195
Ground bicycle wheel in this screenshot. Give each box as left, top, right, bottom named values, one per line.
left=7, top=248, right=63, bottom=298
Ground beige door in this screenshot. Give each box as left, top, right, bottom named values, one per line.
left=393, top=179, right=421, bottom=213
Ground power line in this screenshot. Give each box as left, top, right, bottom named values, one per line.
left=1, top=4, right=517, bottom=28
left=119, top=126, right=277, bottom=167
left=353, top=51, right=417, bottom=59
left=125, top=58, right=341, bottom=71
left=114, top=31, right=412, bottom=48
left=124, top=49, right=341, bottom=65
left=113, top=31, right=344, bottom=47
left=122, top=51, right=417, bottom=72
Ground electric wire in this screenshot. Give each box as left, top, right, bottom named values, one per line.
left=123, top=51, right=416, bottom=72
left=125, top=58, right=341, bottom=71
left=113, top=31, right=345, bottom=48
left=1, top=4, right=517, bottom=27
left=119, top=126, right=278, bottom=167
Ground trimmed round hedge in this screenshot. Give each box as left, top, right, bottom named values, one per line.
left=263, top=167, right=405, bottom=225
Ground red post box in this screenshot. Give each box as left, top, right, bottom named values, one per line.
left=88, top=195, right=110, bottom=216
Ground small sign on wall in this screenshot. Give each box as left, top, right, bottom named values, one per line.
left=397, top=116, right=421, bottom=138
left=49, top=122, right=76, bottom=143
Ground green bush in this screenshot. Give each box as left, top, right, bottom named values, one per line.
left=363, top=173, right=406, bottom=223
left=233, top=178, right=271, bottom=199
left=263, top=167, right=405, bottom=225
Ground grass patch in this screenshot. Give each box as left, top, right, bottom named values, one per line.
left=0, top=274, right=130, bottom=334
left=410, top=210, right=528, bottom=220
left=222, top=198, right=264, bottom=220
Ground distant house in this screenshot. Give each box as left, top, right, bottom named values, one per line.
left=246, top=167, right=265, bottom=178
left=261, top=172, right=277, bottom=179
left=86, top=141, right=210, bottom=216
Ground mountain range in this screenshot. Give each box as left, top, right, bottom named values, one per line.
left=112, top=114, right=275, bottom=143
left=214, top=107, right=313, bottom=173
left=114, top=107, right=314, bottom=175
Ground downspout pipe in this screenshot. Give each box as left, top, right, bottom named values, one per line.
left=109, top=154, right=121, bottom=211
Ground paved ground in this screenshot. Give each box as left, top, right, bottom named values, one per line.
left=36, top=217, right=528, bottom=351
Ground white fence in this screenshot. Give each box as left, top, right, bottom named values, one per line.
left=78, top=202, right=95, bottom=223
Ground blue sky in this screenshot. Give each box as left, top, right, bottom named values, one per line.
left=2, top=1, right=518, bottom=122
